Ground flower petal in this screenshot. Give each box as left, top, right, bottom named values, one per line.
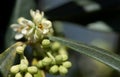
left=43, top=29, right=49, bottom=34
left=27, top=28, right=35, bottom=36
left=15, top=33, right=24, bottom=40
left=30, top=9, right=44, bottom=25
left=21, top=28, right=27, bottom=35
left=41, top=19, right=52, bottom=28
left=10, top=24, right=20, bottom=31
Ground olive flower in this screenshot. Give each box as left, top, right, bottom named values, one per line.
left=30, top=10, right=53, bottom=34
left=11, top=10, right=53, bottom=43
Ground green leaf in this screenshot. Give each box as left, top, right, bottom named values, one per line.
left=49, top=36, right=120, bottom=71
left=0, top=42, right=24, bottom=77
left=5, top=0, right=36, bottom=48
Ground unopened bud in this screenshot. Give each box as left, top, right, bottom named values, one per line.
left=10, top=65, right=19, bottom=74
left=55, top=55, right=63, bottom=64
left=58, top=47, right=68, bottom=55
left=59, top=66, right=68, bottom=75
left=49, top=65, right=59, bottom=74
left=62, top=54, right=68, bottom=61
left=19, top=64, right=28, bottom=72
left=20, top=57, right=29, bottom=66
left=42, top=39, right=51, bottom=47
left=16, top=46, right=24, bottom=54
left=42, top=57, right=52, bottom=66
left=15, top=72, right=22, bottom=77
left=25, top=72, right=32, bottom=77
left=62, top=61, right=72, bottom=68
left=37, top=60, right=44, bottom=68
left=51, top=42, right=61, bottom=51
left=28, top=66, right=38, bottom=74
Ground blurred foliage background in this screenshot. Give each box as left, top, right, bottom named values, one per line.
left=1, top=0, right=120, bottom=77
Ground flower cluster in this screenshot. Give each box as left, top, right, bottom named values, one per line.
left=36, top=39, right=72, bottom=75
left=9, top=45, right=38, bottom=77
left=11, top=10, right=53, bottom=43
left=9, top=10, right=72, bottom=77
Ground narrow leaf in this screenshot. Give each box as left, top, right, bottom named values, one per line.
left=49, top=36, right=120, bottom=71
left=0, top=42, right=23, bottom=77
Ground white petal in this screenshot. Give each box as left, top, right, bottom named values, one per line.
left=21, top=29, right=27, bottom=35
left=43, top=29, right=49, bottom=34
left=15, top=33, right=24, bottom=40
left=27, top=28, right=34, bottom=36
left=30, top=10, right=44, bottom=25
left=30, top=9, right=35, bottom=18
left=10, top=24, right=20, bottom=31
left=27, top=20, right=35, bottom=27
left=18, top=17, right=26, bottom=26
left=42, top=19, right=52, bottom=28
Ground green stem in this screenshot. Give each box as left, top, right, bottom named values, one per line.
left=46, top=52, right=55, bottom=62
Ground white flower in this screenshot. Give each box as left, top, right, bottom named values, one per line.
left=30, top=10, right=53, bottom=34
left=40, top=19, right=52, bottom=34
left=11, top=9, right=54, bottom=43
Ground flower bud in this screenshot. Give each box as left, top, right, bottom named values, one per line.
left=62, top=54, right=68, bottom=61
left=16, top=46, right=24, bottom=54
left=25, top=72, right=33, bottom=77
left=19, top=64, right=28, bottom=72
left=49, top=65, right=59, bottom=74
left=15, top=72, right=22, bottom=77
left=62, top=61, right=72, bottom=68
left=28, top=66, right=38, bottom=74
left=51, top=42, right=61, bottom=51
left=20, top=57, right=29, bottom=66
left=42, top=39, right=51, bottom=48
left=55, top=55, right=63, bottom=64
left=59, top=66, right=68, bottom=75
left=58, top=47, right=68, bottom=55
left=42, top=57, right=52, bottom=66
left=37, top=60, right=44, bottom=68
left=10, top=65, right=19, bottom=74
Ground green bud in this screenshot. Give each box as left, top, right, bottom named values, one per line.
left=51, top=42, right=61, bottom=51
left=20, top=57, right=29, bottom=66
left=15, top=72, right=22, bottom=77
left=55, top=55, right=63, bottom=64
left=37, top=60, right=44, bottom=68
left=58, top=47, right=68, bottom=55
left=62, top=61, right=72, bottom=68
left=42, top=39, right=51, bottom=47
left=62, top=54, right=68, bottom=61
left=10, top=65, right=19, bottom=74
left=25, top=72, right=32, bottom=77
left=16, top=46, right=24, bottom=54
left=49, top=65, right=59, bottom=74
left=42, top=57, right=52, bottom=66
left=28, top=66, right=38, bottom=74
left=19, top=64, right=28, bottom=72
left=59, top=66, right=68, bottom=75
